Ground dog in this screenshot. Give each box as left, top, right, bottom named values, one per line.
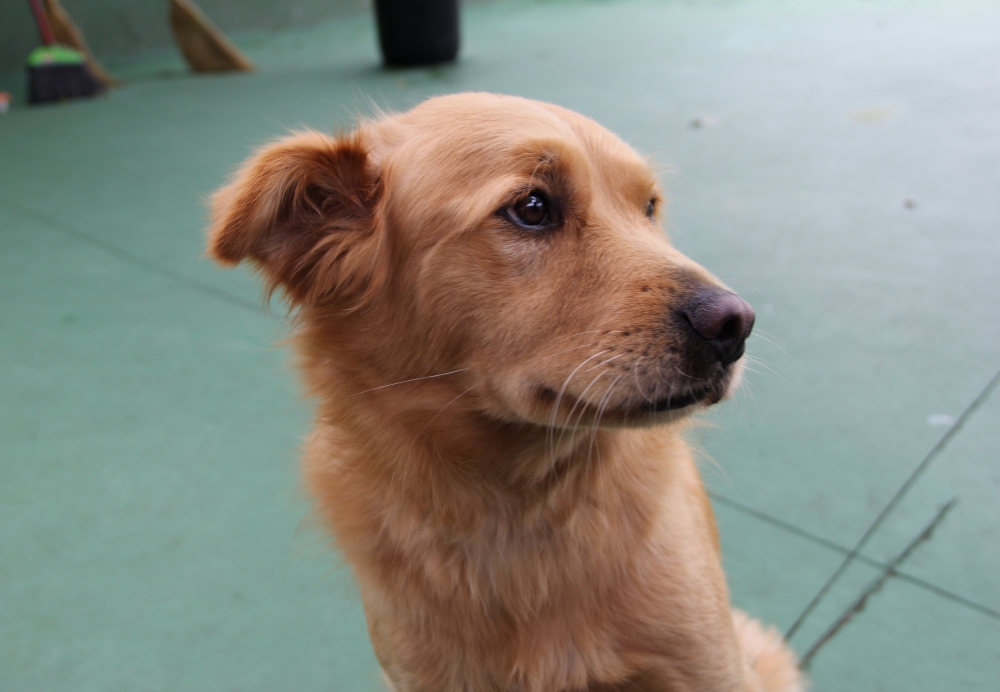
left=207, top=93, right=804, bottom=692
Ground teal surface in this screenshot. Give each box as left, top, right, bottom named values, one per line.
left=2, top=1, right=998, bottom=689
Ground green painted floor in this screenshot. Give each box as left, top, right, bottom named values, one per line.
left=2, top=0, right=999, bottom=689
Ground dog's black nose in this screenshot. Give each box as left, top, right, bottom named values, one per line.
left=681, top=289, right=755, bottom=366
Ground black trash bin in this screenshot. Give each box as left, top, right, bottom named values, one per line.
left=374, top=0, right=459, bottom=67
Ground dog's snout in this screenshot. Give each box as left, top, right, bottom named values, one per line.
left=680, top=290, right=755, bottom=366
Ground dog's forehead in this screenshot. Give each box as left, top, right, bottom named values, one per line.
left=382, top=94, right=653, bottom=184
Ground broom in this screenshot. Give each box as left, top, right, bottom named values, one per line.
left=169, top=0, right=254, bottom=73
left=26, top=0, right=103, bottom=103
left=42, top=0, right=120, bottom=87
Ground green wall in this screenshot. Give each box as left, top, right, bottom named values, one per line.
left=1, top=0, right=369, bottom=73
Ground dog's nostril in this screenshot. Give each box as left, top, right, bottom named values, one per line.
left=681, top=290, right=755, bottom=365
left=716, top=315, right=741, bottom=342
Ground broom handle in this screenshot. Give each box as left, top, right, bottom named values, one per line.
left=28, top=0, right=56, bottom=46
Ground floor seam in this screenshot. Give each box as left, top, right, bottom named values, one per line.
left=798, top=499, right=957, bottom=668
left=710, top=492, right=1000, bottom=623
left=782, top=364, right=1000, bottom=639
left=0, top=196, right=268, bottom=317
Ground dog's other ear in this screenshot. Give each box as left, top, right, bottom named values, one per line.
left=207, top=130, right=382, bottom=305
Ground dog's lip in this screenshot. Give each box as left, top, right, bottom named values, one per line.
left=642, top=387, right=711, bottom=413
left=538, top=383, right=714, bottom=419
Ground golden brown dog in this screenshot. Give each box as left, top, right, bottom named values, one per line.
left=208, top=93, right=804, bottom=692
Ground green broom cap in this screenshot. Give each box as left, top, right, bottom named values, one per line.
left=27, top=45, right=87, bottom=67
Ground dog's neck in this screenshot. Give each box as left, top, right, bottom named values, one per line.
left=319, top=368, right=677, bottom=510
left=296, top=308, right=685, bottom=524
left=341, top=377, right=615, bottom=489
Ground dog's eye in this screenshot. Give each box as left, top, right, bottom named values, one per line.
left=645, top=198, right=657, bottom=219
left=507, top=190, right=555, bottom=230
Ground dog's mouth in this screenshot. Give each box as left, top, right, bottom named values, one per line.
left=529, top=354, right=743, bottom=428
left=642, top=386, right=714, bottom=413
left=535, top=380, right=723, bottom=428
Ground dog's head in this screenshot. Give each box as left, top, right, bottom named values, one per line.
left=208, top=93, right=753, bottom=433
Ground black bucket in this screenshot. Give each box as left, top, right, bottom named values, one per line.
left=374, top=0, right=460, bottom=67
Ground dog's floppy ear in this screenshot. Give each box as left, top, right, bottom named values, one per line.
left=207, top=130, right=382, bottom=305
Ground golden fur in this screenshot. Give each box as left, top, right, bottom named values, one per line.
left=208, top=93, right=804, bottom=692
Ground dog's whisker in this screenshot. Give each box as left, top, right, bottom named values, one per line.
left=592, top=377, right=617, bottom=431
left=743, top=354, right=771, bottom=367
left=564, top=329, right=605, bottom=339
left=730, top=374, right=764, bottom=428
left=737, top=385, right=752, bottom=437
left=539, top=341, right=601, bottom=362
left=742, top=356, right=787, bottom=383
left=653, top=359, right=672, bottom=392
left=620, top=446, right=655, bottom=494
left=589, top=374, right=623, bottom=458
left=539, top=330, right=624, bottom=361
left=695, top=444, right=730, bottom=487
left=549, top=329, right=618, bottom=345
left=582, top=377, right=617, bottom=495
left=556, top=368, right=609, bottom=453
left=737, top=381, right=760, bottom=431
left=741, top=376, right=761, bottom=393
left=748, top=329, right=791, bottom=357
left=418, top=384, right=478, bottom=435
left=547, top=349, right=610, bottom=463
left=742, top=380, right=764, bottom=426
left=673, top=364, right=706, bottom=381
left=587, top=353, right=626, bottom=371
left=632, top=356, right=654, bottom=404
left=570, top=370, right=609, bottom=429
left=350, top=368, right=469, bottom=396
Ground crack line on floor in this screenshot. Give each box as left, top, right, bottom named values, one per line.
left=710, top=492, right=1000, bottom=622
left=0, top=196, right=269, bottom=317
left=784, top=365, right=1000, bottom=639
left=798, top=498, right=957, bottom=669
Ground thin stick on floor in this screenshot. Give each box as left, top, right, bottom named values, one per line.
left=785, top=365, right=1000, bottom=640
left=799, top=498, right=957, bottom=669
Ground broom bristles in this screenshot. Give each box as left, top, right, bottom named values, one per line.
left=169, top=0, right=254, bottom=73
left=27, top=45, right=103, bottom=104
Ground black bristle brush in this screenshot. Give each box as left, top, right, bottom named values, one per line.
left=26, top=0, right=103, bottom=104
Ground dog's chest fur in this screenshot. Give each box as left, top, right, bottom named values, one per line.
left=305, top=413, right=737, bottom=692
